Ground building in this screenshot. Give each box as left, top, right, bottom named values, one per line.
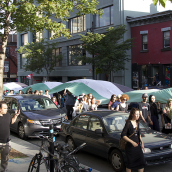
left=127, top=10, right=172, bottom=89
left=16, top=0, right=172, bottom=86
left=0, top=34, right=17, bottom=82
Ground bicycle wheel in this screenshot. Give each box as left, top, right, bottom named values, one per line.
left=60, top=164, right=79, bottom=172
left=28, top=154, right=41, bottom=172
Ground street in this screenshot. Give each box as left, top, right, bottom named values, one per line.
left=11, top=132, right=172, bottom=172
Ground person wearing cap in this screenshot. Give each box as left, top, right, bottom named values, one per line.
left=139, top=93, right=153, bottom=125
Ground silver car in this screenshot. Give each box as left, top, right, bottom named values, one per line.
left=3, top=95, right=66, bottom=139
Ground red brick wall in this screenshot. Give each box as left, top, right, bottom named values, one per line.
left=131, top=20, right=172, bottom=65
left=0, top=34, right=17, bottom=75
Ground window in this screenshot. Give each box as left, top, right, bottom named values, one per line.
left=21, top=33, right=28, bottom=46
left=69, top=15, right=86, bottom=34
left=95, top=6, right=113, bottom=28
left=33, top=31, right=43, bottom=42
left=20, top=54, right=27, bottom=69
left=48, top=22, right=62, bottom=40
left=142, top=34, right=148, bottom=50
left=163, top=31, right=170, bottom=48
left=73, top=115, right=90, bottom=129
left=52, top=47, right=62, bottom=66
left=68, top=44, right=86, bottom=66
left=88, top=117, right=103, bottom=132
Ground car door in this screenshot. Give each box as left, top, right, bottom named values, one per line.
left=70, top=114, right=90, bottom=147
left=9, top=99, right=20, bottom=132
left=85, top=116, right=107, bottom=157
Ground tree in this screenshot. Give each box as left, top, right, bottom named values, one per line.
left=153, top=0, right=172, bottom=7
left=18, top=39, right=62, bottom=80
left=78, top=25, right=133, bottom=78
left=0, top=0, right=101, bottom=99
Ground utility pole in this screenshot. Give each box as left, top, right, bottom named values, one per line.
left=49, top=124, right=55, bottom=172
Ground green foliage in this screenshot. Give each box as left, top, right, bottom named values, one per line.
left=79, top=25, right=133, bottom=75
left=18, top=39, right=63, bottom=76
left=0, top=0, right=101, bottom=39
left=152, top=0, right=172, bottom=7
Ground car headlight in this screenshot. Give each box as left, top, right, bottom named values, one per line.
left=27, top=119, right=41, bottom=125
left=170, top=144, right=172, bottom=149
left=142, top=148, right=151, bottom=154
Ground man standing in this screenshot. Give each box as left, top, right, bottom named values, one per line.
left=139, top=93, right=153, bottom=125
left=64, top=88, right=76, bottom=120
left=154, top=72, right=159, bottom=84
left=0, top=101, right=20, bottom=172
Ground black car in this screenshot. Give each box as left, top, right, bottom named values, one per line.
left=60, top=111, right=172, bottom=172
left=3, top=95, right=66, bottom=139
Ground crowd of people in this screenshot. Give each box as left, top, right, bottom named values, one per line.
left=2, top=87, right=172, bottom=172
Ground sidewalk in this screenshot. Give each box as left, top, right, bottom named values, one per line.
left=7, top=135, right=99, bottom=172
left=8, top=135, right=45, bottom=172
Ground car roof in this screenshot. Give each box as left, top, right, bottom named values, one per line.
left=81, top=110, right=129, bottom=118
left=4, top=94, right=47, bottom=100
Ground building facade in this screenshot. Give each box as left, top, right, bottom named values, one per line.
left=16, top=0, right=172, bottom=86
left=0, top=34, right=17, bottom=82
left=127, top=10, right=172, bottom=89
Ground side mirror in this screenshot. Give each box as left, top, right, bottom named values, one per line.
left=95, top=129, right=103, bottom=134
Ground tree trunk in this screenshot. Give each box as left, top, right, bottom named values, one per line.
left=0, top=11, right=11, bottom=99
left=0, top=53, right=5, bottom=100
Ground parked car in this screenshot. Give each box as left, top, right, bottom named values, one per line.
left=60, top=111, right=172, bottom=172
left=3, top=95, right=66, bottom=139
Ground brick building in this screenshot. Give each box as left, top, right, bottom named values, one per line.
left=127, top=10, right=172, bottom=89
left=0, top=34, right=17, bottom=82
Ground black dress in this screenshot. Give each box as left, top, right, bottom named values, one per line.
left=121, top=120, right=145, bottom=170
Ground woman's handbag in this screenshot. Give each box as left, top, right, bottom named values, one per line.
left=119, top=127, right=137, bottom=150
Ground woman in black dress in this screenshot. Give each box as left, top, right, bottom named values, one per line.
left=149, top=95, right=161, bottom=131
left=121, top=108, right=145, bottom=172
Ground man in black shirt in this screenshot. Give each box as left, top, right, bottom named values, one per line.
left=0, top=101, right=20, bottom=172
left=139, top=93, right=153, bottom=125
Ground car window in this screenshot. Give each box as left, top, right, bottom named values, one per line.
left=73, top=114, right=89, bottom=129
left=103, top=115, right=147, bottom=133
left=19, top=97, right=57, bottom=111
left=11, top=99, right=19, bottom=111
left=88, top=117, right=103, bottom=132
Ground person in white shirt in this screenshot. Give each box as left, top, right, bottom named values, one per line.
left=43, top=89, right=51, bottom=99
left=7, top=90, right=14, bottom=95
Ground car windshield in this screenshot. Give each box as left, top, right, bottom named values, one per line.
left=19, top=98, right=57, bottom=111
left=103, top=114, right=146, bottom=133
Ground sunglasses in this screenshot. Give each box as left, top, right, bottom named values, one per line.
left=123, top=99, right=127, bottom=101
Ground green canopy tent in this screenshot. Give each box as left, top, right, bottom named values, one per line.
left=124, top=89, right=160, bottom=103
left=3, top=86, right=10, bottom=92
left=21, top=83, right=50, bottom=94
left=147, top=88, right=172, bottom=104
left=49, top=82, right=109, bottom=105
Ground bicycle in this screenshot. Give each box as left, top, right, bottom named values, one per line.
left=28, top=135, right=92, bottom=172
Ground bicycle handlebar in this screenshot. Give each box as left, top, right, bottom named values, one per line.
left=67, top=143, right=86, bottom=156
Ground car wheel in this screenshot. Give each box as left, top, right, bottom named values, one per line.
left=110, top=149, right=125, bottom=172
left=18, top=123, right=27, bottom=140
left=67, top=137, right=76, bottom=152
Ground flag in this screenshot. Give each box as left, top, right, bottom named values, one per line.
left=26, top=73, right=33, bottom=80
